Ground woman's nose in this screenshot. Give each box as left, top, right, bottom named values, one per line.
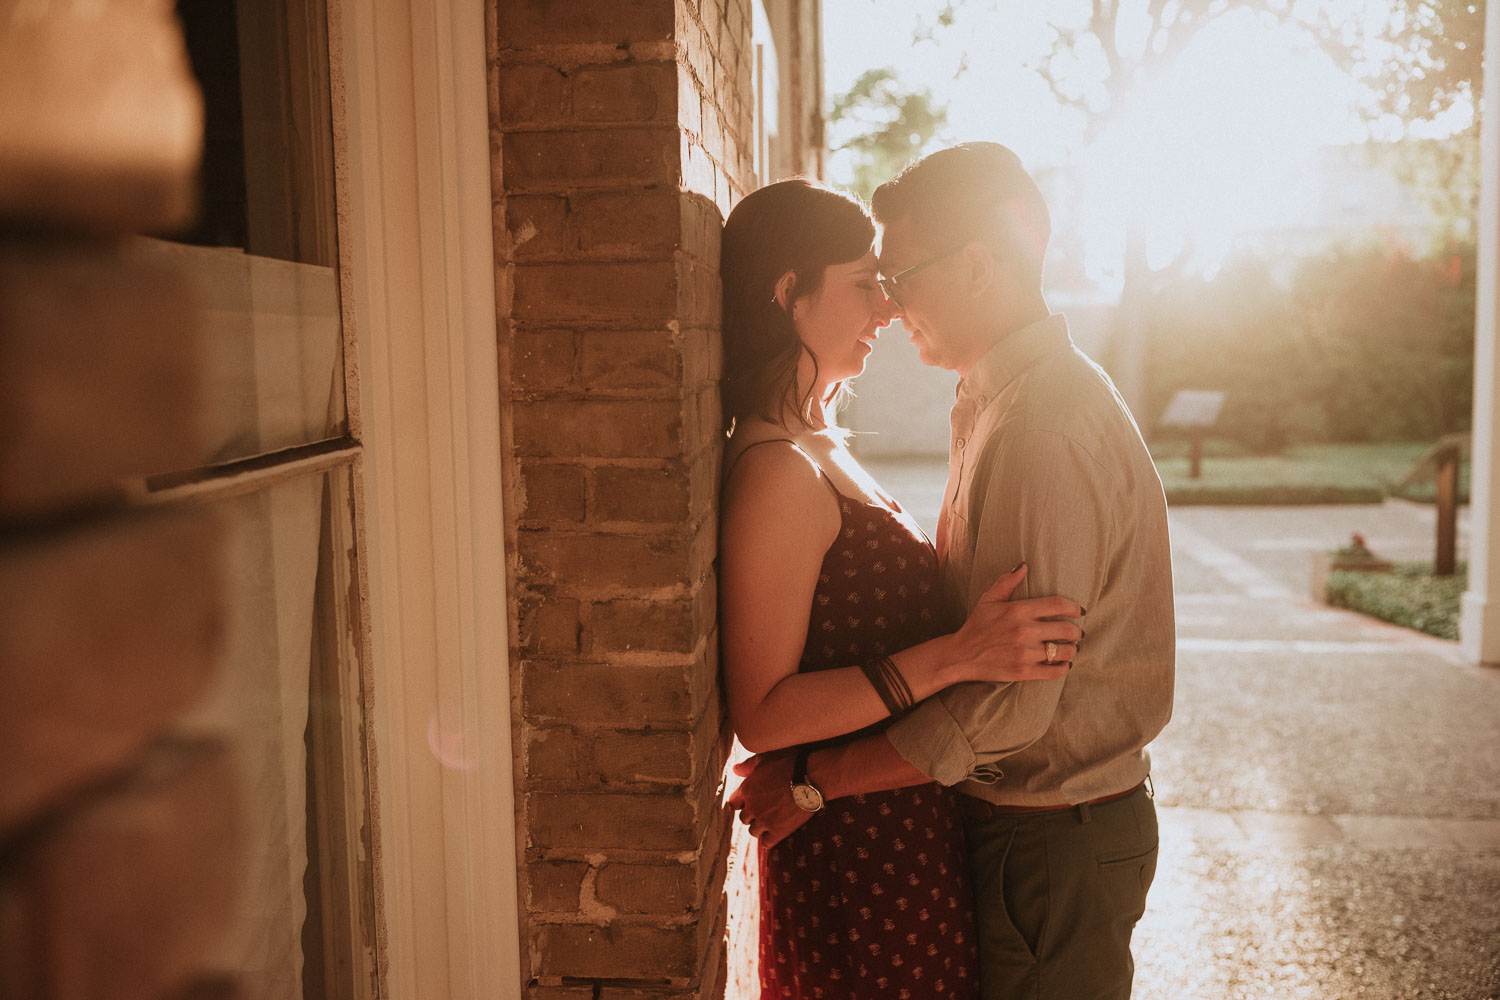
left=875, top=290, right=898, bottom=325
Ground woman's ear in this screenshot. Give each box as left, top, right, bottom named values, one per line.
left=772, top=270, right=797, bottom=311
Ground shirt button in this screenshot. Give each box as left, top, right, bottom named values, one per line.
left=956, top=438, right=967, bottom=449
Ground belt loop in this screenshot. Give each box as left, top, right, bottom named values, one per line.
left=1076, top=801, right=1092, bottom=824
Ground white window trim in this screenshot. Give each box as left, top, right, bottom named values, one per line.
left=337, top=0, right=522, bottom=995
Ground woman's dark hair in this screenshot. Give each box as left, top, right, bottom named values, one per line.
left=721, top=179, right=876, bottom=432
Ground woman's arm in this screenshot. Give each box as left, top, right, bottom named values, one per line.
left=719, top=443, right=893, bottom=753
left=728, top=733, right=924, bottom=847
left=720, top=445, right=1080, bottom=754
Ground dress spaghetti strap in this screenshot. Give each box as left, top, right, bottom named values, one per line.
left=722, top=438, right=844, bottom=501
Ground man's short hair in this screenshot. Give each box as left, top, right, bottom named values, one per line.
left=872, top=142, right=1051, bottom=284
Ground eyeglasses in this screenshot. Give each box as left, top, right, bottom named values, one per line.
left=878, top=244, right=966, bottom=308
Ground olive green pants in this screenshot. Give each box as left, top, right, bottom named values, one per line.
left=961, top=785, right=1158, bottom=999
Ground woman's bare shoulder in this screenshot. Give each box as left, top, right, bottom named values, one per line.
left=722, top=431, right=841, bottom=542
left=723, top=435, right=824, bottom=504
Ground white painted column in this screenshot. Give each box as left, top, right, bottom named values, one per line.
left=1460, top=0, right=1500, bottom=666
left=341, top=0, right=522, bottom=994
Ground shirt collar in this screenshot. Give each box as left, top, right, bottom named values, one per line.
left=958, top=313, right=1071, bottom=405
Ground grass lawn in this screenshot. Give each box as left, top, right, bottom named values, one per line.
left=1150, top=440, right=1460, bottom=505
left=1324, top=562, right=1466, bottom=640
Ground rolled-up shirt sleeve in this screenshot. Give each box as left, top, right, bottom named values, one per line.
left=886, top=429, right=1115, bottom=785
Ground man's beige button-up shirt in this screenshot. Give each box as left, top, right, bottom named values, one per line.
left=885, top=314, right=1176, bottom=806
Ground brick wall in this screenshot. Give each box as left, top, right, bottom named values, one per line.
left=494, top=0, right=803, bottom=994
left=4, top=0, right=824, bottom=993
left=0, top=7, right=236, bottom=1000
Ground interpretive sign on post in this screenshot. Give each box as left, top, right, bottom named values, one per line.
left=1159, top=390, right=1226, bottom=479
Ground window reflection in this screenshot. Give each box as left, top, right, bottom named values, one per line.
left=167, top=0, right=346, bottom=465
left=179, top=473, right=324, bottom=996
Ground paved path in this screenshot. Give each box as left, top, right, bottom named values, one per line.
left=866, top=458, right=1500, bottom=999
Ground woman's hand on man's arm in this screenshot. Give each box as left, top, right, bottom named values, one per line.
left=928, top=562, right=1082, bottom=686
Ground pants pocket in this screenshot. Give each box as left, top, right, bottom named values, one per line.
left=999, top=844, right=1044, bottom=963
left=1096, top=791, right=1159, bottom=892
left=967, top=820, right=1045, bottom=970
left=1098, top=842, right=1159, bottom=911
left=1097, top=844, right=1157, bottom=871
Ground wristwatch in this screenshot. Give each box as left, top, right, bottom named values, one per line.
left=789, top=746, right=825, bottom=813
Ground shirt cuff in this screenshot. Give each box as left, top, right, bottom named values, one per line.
left=885, top=696, right=979, bottom=787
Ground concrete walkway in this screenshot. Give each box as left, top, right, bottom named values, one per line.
left=866, top=458, right=1500, bottom=999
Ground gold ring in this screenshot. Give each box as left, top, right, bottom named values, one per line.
left=1045, top=641, right=1058, bottom=663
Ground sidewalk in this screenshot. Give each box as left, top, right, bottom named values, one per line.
left=866, top=458, right=1500, bottom=998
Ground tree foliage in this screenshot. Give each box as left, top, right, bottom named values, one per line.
left=1362, top=131, right=1481, bottom=239
left=922, top=0, right=1485, bottom=429
left=934, top=0, right=1487, bottom=136
left=1146, top=242, right=1476, bottom=451
left=827, top=68, right=949, bottom=199
left=1354, top=0, right=1485, bottom=125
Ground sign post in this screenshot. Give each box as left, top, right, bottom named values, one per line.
left=1158, top=390, right=1227, bottom=480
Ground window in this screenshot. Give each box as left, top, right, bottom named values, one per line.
left=752, top=1, right=781, bottom=185
left=143, top=2, right=377, bottom=996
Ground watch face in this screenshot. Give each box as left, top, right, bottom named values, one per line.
left=790, top=782, right=824, bottom=812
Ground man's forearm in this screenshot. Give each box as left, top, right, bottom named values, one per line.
left=809, top=732, right=934, bottom=800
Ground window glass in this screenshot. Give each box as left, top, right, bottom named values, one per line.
left=168, top=0, right=346, bottom=465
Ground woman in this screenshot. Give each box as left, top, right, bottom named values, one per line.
left=718, top=179, right=1083, bottom=998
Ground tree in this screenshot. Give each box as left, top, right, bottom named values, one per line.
left=1145, top=241, right=1476, bottom=450
left=1347, top=2, right=1486, bottom=238
left=1024, top=0, right=1276, bottom=418
left=925, top=0, right=1485, bottom=423
left=933, top=0, right=1487, bottom=139
left=827, top=68, right=949, bottom=199
left=1028, top=0, right=1272, bottom=142
left=1364, top=131, right=1481, bottom=240
left=1354, top=0, right=1486, bottom=126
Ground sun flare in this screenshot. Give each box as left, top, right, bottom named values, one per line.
left=824, top=0, right=1473, bottom=288
left=1074, top=9, right=1370, bottom=281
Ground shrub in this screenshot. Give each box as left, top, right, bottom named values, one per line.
left=1324, top=561, right=1466, bottom=640
left=1144, top=242, right=1475, bottom=453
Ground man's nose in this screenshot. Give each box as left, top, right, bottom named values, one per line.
left=875, top=290, right=899, bottom=324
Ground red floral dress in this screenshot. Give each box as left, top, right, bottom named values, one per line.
left=758, top=477, right=979, bottom=1000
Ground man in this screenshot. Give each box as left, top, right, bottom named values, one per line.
left=729, top=142, right=1175, bottom=998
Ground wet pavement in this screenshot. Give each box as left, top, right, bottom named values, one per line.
left=865, top=457, right=1500, bottom=999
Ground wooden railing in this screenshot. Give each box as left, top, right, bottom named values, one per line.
left=1394, top=432, right=1471, bottom=577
